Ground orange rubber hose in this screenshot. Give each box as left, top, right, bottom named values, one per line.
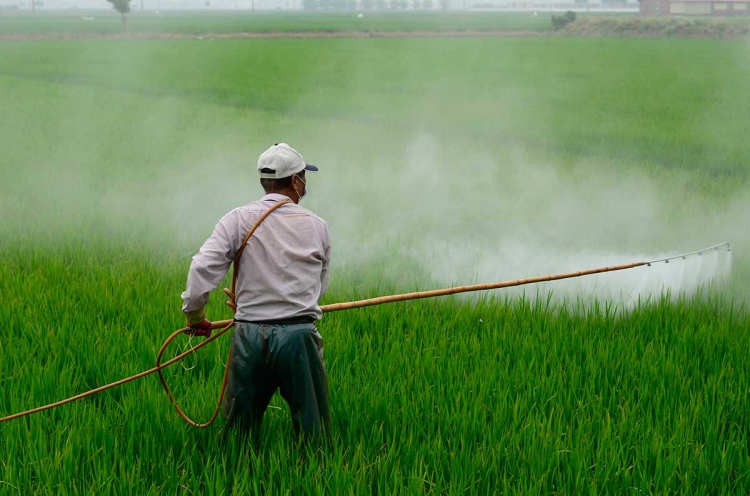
left=154, top=199, right=292, bottom=428
left=0, top=323, right=235, bottom=424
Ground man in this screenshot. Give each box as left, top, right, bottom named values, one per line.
left=180, top=143, right=332, bottom=443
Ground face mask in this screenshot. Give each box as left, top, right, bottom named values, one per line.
left=294, top=175, right=307, bottom=202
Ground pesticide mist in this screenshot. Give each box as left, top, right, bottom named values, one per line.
left=0, top=36, right=747, bottom=308
left=307, top=131, right=740, bottom=308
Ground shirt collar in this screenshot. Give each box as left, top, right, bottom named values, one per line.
left=262, top=193, right=294, bottom=203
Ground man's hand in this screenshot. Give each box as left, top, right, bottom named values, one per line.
left=186, top=319, right=213, bottom=338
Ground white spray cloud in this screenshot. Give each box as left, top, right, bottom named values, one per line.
left=3, top=37, right=746, bottom=308
left=307, top=131, right=739, bottom=307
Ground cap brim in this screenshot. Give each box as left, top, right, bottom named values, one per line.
left=304, top=164, right=319, bottom=172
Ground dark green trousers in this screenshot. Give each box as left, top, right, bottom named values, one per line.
left=222, top=322, right=331, bottom=442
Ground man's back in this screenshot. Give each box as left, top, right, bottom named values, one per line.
left=230, top=194, right=330, bottom=322
left=181, top=193, right=330, bottom=323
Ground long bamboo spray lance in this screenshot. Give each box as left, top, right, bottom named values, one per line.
left=205, top=241, right=731, bottom=328
left=0, top=241, right=731, bottom=425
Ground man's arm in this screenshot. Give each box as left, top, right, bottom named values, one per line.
left=181, top=217, right=236, bottom=325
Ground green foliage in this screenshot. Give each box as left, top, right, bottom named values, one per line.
left=106, top=0, right=131, bottom=32
left=106, top=0, right=131, bottom=16
left=552, top=10, right=576, bottom=30
left=0, top=239, right=748, bottom=493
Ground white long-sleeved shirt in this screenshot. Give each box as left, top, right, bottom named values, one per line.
left=181, top=193, right=331, bottom=322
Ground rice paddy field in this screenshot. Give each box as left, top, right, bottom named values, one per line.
left=1, top=13, right=750, bottom=494
left=0, top=11, right=556, bottom=36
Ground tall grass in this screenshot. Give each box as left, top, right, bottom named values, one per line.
left=1, top=240, right=748, bottom=493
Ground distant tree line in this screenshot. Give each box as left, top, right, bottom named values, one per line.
left=1, top=0, right=45, bottom=10
left=302, top=0, right=436, bottom=9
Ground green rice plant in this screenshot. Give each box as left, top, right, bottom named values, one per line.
left=1, top=240, right=748, bottom=493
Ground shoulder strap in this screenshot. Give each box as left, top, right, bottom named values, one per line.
left=223, top=199, right=292, bottom=313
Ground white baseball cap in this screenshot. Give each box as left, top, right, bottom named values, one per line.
left=257, top=143, right=319, bottom=179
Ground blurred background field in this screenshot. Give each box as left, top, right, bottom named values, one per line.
left=0, top=11, right=556, bottom=35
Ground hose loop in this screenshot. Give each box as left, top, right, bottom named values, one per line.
left=155, top=199, right=292, bottom=427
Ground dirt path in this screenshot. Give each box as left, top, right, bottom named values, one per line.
left=4, top=20, right=747, bottom=41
